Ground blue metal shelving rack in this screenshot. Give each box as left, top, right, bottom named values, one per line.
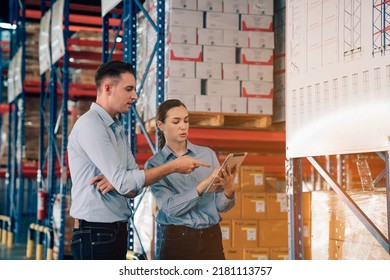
left=373, top=0, right=390, bottom=55
left=6, top=0, right=27, bottom=244
left=36, top=0, right=70, bottom=260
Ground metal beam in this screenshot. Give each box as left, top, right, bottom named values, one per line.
left=307, top=156, right=389, bottom=252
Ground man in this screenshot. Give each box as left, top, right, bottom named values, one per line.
left=68, top=60, right=209, bottom=260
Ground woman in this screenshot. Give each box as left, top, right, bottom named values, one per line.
left=145, top=99, right=237, bottom=260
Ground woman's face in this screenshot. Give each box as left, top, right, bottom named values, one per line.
left=159, top=106, right=189, bottom=145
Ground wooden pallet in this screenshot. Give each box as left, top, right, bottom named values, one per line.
left=137, top=112, right=274, bottom=133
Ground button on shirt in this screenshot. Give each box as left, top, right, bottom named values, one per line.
left=68, top=103, right=145, bottom=222
left=145, top=141, right=235, bottom=229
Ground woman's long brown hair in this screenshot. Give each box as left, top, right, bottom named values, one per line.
left=156, top=99, right=187, bottom=150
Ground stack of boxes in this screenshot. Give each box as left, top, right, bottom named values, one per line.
left=272, top=0, right=285, bottom=122
left=138, top=0, right=275, bottom=122
left=220, top=165, right=312, bottom=260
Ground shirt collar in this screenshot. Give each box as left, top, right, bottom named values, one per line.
left=161, top=140, right=196, bottom=160
left=90, top=102, right=116, bottom=127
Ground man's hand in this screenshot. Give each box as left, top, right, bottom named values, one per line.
left=90, top=175, right=115, bottom=195
left=173, top=155, right=211, bottom=174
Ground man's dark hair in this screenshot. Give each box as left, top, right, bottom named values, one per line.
left=95, top=60, right=134, bottom=88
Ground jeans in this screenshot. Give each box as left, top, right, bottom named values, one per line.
left=70, top=220, right=128, bottom=260
left=159, top=224, right=225, bottom=260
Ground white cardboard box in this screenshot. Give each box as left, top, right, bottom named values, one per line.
left=169, top=9, right=204, bottom=28
left=203, top=45, right=236, bottom=64
left=241, top=14, right=273, bottom=32
left=247, top=96, right=273, bottom=115
left=167, top=61, right=196, bottom=78
left=169, top=0, right=197, bottom=10
left=166, top=94, right=196, bottom=111
left=248, top=65, right=274, bottom=82
left=169, top=44, right=203, bottom=62
left=198, top=0, right=223, bottom=12
left=222, top=63, right=249, bottom=80
left=206, top=12, right=239, bottom=30
left=168, top=26, right=197, bottom=45
left=196, top=62, right=222, bottom=79
left=195, top=95, right=222, bottom=112
left=248, top=31, right=275, bottom=49
left=223, top=0, right=248, bottom=14
left=197, top=28, right=224, bottom=46
left=206, top=79, right=241, bottom=96
left=241, top=81, right=274, bottom=98
left=248, top=0, right=274, bottom=15
left=166, top=77, right=201, bottom=95
left=222, top=96, right=247, bottom=113
left=239, top=48, right=273, bottom=65
left=223, top=30, right=249, bottom=47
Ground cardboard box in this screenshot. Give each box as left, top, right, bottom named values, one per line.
left=266, top=193, right=288, bottom=220
left=167, top=60, right=196, bottom=78
left=222, top=63, right=249, bottom=81
left=270, top=247, right=289, bottom=260
left=165, top=94, right=196, bottom=111
left=194, top=95, right=222, bottom=112
left=247, top=97, right=273, bottom=115
left=168, top=26, right=197, bottom=44
left=206, top=12, right=239, bottom=30
left=196, top=62, right=222, bottom=79
left=223, top=30, right=249, bottom=48
left=198, top=0, right=223, bottom=12
left=169, top=0, right=197, bottom=10
left=169, top=44, right=203, bottom=62
left=248, top=0, right=274, bottom=15
left=221, top=96, right=247, bottom=114
left=303, top=192, right=312, bottom=221
left=241, top=81, right=274, bottom=98
left=248, top=65, right=273, bottom=82
left=239, top=48, right=273, bottom=65
left=232, top=220, right=258, bottom=248
left=197, top=28, right=224, bottom=46
left=223, top=0, right=248, bottom=14
left=220, top=220, right=232, bottom=249
left=166, top=77, right=201, bottom=95
left=169, top=9, right=204, bottom=27
left=220, top=192, right=242, bottom=220
left=203, top=45, right=236, bottom=64
left=241, top=14, right=273, bottom=32
left=248, top=31, right=275, bottom=49
left=206, top=79, right=240, bottom=96
left=242, top=192, right=267, bottom=220
left=258, top=219, right=288, bottom=247
left=224, top=247, right=243, bottom=260
left=240, top=166, right=265, bottom=192
left=243, top=248, right=269, bottom=260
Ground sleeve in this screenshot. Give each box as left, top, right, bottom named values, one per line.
left=76, top=120, right=145, bottom=195
left=146, top=159, right=200, bottom=217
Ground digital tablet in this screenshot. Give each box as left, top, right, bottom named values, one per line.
left=203, top=152, right=248, bottom=194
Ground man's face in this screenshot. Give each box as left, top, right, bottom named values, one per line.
left=109, top=72, right=137, bottom=115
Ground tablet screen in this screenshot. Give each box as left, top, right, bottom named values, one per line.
left=203, top=152, right=248, bottom=194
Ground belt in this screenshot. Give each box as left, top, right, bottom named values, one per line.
left=163, top=224, right=220, bottom=238
left=74, top=219, right=127, bottom=230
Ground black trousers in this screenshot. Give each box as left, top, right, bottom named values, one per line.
left=71, top=219, right=128, bottom=260
left=159, top=224, right=225, bottom=260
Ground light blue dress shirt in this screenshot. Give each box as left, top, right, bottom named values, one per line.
left=68, top=102, right=145, bottom=222
left=145, top=141, right=235, bottom=229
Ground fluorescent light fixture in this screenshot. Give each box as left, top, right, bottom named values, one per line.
left=116, top=36, right=122, bottom=43
left=0, top=23, right=17, bottom=30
